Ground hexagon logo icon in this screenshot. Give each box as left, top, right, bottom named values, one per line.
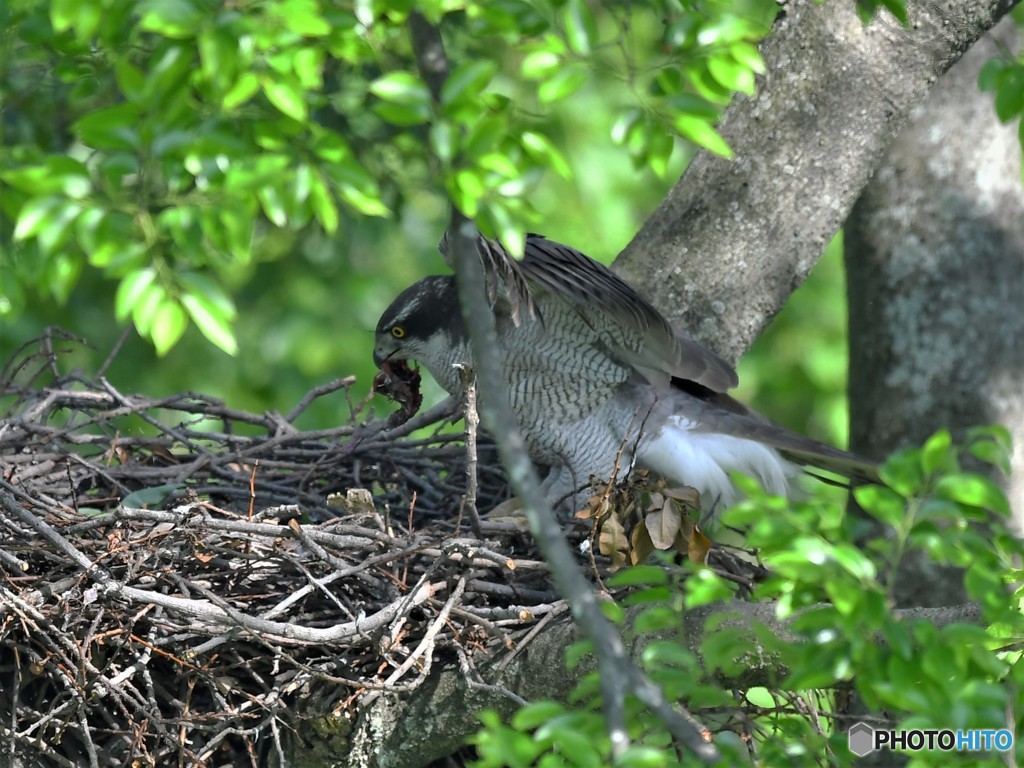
left=848, top=722, right=875, bottom=757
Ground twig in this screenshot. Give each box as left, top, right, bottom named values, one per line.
left=455, top=364, right=483, bottom=537
left=368, top=573, right=468, bottom=700
left=285, top=376, right=357, bottom=423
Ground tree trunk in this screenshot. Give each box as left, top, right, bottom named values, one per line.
left=614, top=0, right=1019, bottom=364
left=845, top=17, right=1024, bottom=609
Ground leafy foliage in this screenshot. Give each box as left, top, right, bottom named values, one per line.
left=471, top=431, right=1024, bottom=766
left=2, top=0, right=775, bottom=358
left=979, top=53, right=1024, bottom=131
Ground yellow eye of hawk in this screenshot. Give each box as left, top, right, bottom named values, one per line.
left=390, top=326, right=406, bottom=339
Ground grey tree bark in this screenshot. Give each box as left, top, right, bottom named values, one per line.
left=615, top=0, right=1018, bottom=364
left=291, top=601, right=983, bottom=768
left=845, top=17, right=1024, bottom=611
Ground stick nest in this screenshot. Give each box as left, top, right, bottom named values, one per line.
left=0, top=333, right=764, bottom=767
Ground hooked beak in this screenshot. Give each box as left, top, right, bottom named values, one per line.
left=373, top=337, right=400, bottom=368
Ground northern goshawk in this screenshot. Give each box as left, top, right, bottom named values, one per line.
left=373, top=231, right=874, bottom=511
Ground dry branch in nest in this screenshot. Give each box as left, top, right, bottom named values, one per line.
left=0, top=334, right=766, bottom=767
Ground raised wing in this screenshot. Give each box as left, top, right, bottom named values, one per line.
left=438, top=228, right=738, bottom=392
left=518, top=234, right=738, bottom=393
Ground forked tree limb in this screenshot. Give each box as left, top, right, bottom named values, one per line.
left=616, top=0, right=1020, bottom=363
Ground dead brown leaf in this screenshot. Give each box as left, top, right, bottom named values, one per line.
left=629, top=521, right=655, bottom=565
left=598, top=513, right=629, bottom=569
left=644, top=498, right=682, bottom=550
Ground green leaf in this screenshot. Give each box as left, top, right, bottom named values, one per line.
left=51, top=0, right=102, bottom=40
left=684, top=61, right=734, bottom=104
left=441, top=61, right=497, bottom=107
left=696, top=15, right=758, bottom=47
left=308, top=171, right=339, bottom=234
left=449, top=169, right=485, bottom=217
left=73, top=104, right=140, bottom=151
left=935, top=473, right=1010, bottom=517
left=615, top=746, right=669, bottom=768
left=707, top=54, right=755, bottom=95
left=920, top=428, right=953, bottom=474
left=969, top=439, right=1011, bottom=475
left=995, top=69, right=1024, bottom=123
left=220, top=204, right=257, bottom=261
left=181, top=293, right=238, bottom=355
left=641, top=640, right=696, bottom=669
left=369, top=72, right=431, bottom=106
left=151, top=298, right=188, bottom=355
left=482, top=201, right=525, bottom=258
left=674, top=114, right=732, bottom=158
left=521, top=132, right=572, bottom=178
left=373, top=101, right=431, bottom=127
left=978, top=59, right=1008, bottom=92
left=512, top=701, right=566, bottom=731
left=430, top=120, right=457, bottom=164
left=116, top=269, right=158, bottom=323
left=261, top=75, right=308, bottom=122
left=535, top=713, right=604, bottom=762
left=137, top=0, right=204, bottom=38
left=853, top=484, right=905, bottom=527
left=14, top=196, right=63, bottom=241
left=178, top=272, right=236, bottom=319
left=37, top=201, right=82, bottom=254
left=633, top=606, right=678, bottom=634
left=224, top=73, right=261, bottom=110
left=44, top=252, right=84, bottom=304
left=730, top=42, right=765, bottom=75
left=611, top=109, right=642, bottom=145
left=521, top=50, right=560, bottom=80
left=562, top=0, right=597, bottom=55
left=564, top=639, right=592, bottom=671
left=606, top=565, right=670, bottom=587
left=2, top=157, right=91, bottom=197
left=645, top=129, right=674, bottom=177
left=684, top=568, right=736, bottom=608
left=338, top=182, right=390, bottom=218
left=879, top=449, right=924, bottom=497
left=831, top=543, right=876, bottom=581
left=701, top=625, right=756, bottom=676
left=667, top=94, right=720, bottom=121
left=133, top=282, right=167, bottom=336
left=140, top=44, right=192, bottom=110
left=198, top=26, right=234, bottom=92
left=258, top=184, right=288, bottom=227
left=281, top=0, right=331, bottom=36
left=967, top=424, right=1012, bottom=452
left=463, top=116, right=507, bottom=160
left=880, top=0, right=909, bottom=25
left=293, top=48, right=323, bottom=89
left=538, top=65, right=587, bottom=104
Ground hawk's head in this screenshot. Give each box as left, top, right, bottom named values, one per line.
left=373, top=276, right=467, bottom=383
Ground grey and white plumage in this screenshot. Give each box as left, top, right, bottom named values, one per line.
left=373, top=232, right=875, bottom=511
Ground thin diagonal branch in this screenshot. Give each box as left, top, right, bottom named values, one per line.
left=406, top=10, right=720, bottom=761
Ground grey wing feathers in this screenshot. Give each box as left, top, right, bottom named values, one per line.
left=439, top=229, right=739, bottom=392
left=438, top=227, right=537, bottom=325
left=519, top=234, right=738, bottom=392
